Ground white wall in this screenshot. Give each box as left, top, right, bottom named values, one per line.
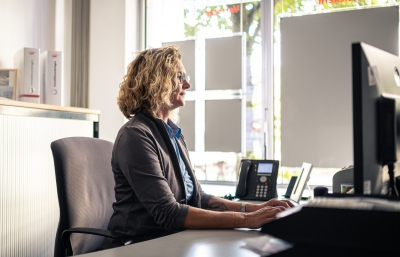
left=0, top=0, right=55, bottom=67
left=89, top=0, right=143, bottom=142
left=0, top=0, right=72, bottom=106
left=57, top=0, right=72, bottom=107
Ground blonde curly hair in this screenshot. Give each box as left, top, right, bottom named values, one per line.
left=118, top=45, right=181, bottom=119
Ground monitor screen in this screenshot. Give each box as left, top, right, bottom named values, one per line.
left=352, top=42, right=400, bottom=196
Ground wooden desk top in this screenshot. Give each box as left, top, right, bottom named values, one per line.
left=0, top=99, right=100, bottom=114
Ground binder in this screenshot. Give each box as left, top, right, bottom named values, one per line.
left=14, top=48, right=41, bottom=103
left=41, top=51, right=62, bottom=105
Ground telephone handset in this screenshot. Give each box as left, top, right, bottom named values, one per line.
left=235, top=159, right=279, bottom=201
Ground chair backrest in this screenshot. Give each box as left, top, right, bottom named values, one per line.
left=51, top=137, right=115, bottom=256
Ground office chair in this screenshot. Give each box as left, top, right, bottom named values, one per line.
left=51, top=137, right=134, bottom=256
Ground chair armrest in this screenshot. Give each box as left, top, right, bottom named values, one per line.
left=62, top=227, right=134, bottom=256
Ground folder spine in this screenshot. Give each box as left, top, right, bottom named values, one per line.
left=14, top=48, right=41, bottom=103
left=41, top=51, right=62, bottom=105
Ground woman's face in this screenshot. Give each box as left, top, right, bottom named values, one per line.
left=170, top=60, right=191, bottom=109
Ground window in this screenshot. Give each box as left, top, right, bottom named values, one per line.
left=146, top=0, right=399, bottom=190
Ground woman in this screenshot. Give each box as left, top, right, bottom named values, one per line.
left=104, top=45, right=293, bottom=249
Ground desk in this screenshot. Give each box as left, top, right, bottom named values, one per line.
left=79, top=229, right=263, bottom=257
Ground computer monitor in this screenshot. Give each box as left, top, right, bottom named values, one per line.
left=352, top=42, right=400, bottom=196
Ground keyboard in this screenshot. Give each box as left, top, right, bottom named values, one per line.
left=306, top=196, right=400, bottom=212
left=277, top=196, right=400, bottom=219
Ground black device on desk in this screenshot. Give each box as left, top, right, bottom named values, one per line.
left=261, top=196, right=400, bottom=256
left=235, top=159, right=279, bottom=201
left=282, top=176, right=297, bottom=198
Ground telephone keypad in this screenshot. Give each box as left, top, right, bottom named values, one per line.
left=253, top=177, right=272, bottom=198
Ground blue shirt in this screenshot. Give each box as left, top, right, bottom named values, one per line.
left=162, top=119, right=194, bottom=202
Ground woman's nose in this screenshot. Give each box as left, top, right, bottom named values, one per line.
left=183, top=80, right=191, bottom=90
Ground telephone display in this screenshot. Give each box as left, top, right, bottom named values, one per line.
left=235, top=159, right=279, bottom=201
left=257, top=163, right=273, bottom=174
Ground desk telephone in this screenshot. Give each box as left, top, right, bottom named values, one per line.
left=235, top=159, right=279, bottom=201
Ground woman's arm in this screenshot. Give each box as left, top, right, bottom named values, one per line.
left=206, top=196, right=294, bottom=212
left=184, top=205, right=285, bottom=229
left=184, top=196, right=293, bottom=229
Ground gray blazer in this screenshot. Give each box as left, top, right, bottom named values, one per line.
left=104, top=112, right=212, bottom=248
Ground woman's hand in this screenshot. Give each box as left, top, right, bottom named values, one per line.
left=246, top=198, right=295, bottom=213
left=240, top=206, right=286, bottom=229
